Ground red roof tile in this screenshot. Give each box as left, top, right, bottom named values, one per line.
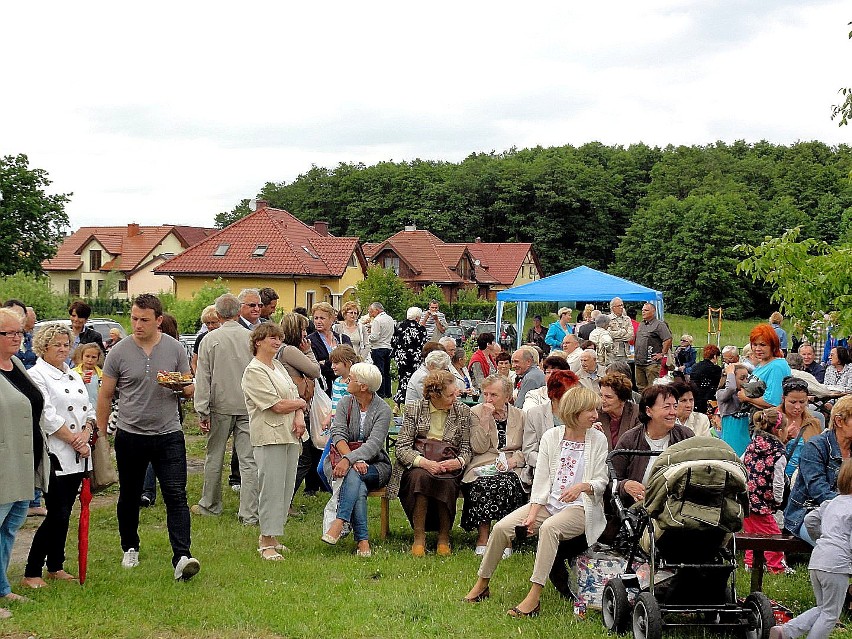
left=154, top=206, right=362, bottom=277
left=42, top=224, right=216, bottom=273
left=466, top=242, right=537, bottom=285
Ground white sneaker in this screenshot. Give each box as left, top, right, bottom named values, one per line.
left=174, top=556, right=200, bottom=581
left=502, top=548, right=513, bottom=559
left=474, top=545, right=487, bottom=556
left=122, top=548, right=139, bottom=569
left=231, top=484, right=241, bottom=493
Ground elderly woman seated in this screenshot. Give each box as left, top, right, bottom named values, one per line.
left=599, top=372, right=641, bottom=449
left=388, top=370, right=472, bottom=556
left=671, top=380, right=712, bottom=436
left=462, top=375, right=527, bottom=555
left=784, top=395, right=852, bottom=545
left=463, top=387, right=608, bottom=617
left=321, top=363, right=391, bottom=557
left=611, top=385, right=694, bottom=507
left=404, top=346, right=451, bottom=406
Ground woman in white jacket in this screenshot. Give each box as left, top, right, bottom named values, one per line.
left=22, top=323, right=94, bottom=588
left=463, top=386, right=608, bottom=617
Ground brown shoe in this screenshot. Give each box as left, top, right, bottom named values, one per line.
left=21, top=577, right=47, bottom=589
left=411, top=544, right=426, bottom=557
left=47, top=570, right=77, bottom=581
left=436, top=543, right=451, bottom=557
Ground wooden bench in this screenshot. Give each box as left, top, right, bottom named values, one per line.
left=368, top=488, right=391, bottom=539
left=734, top=532, right=812, bottom=593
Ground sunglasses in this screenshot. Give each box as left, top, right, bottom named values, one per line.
left=242, top=303, right=261, bottom=308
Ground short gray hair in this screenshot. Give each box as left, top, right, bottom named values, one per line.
left=722, top=345, right=739, bottom=357
left=438, top=336, right=456, bottom=350
left=349, top=362, right=383, bottom=393
left=581, top=348, right=598, bottom=360
left=369, top=301, right=384, bottom=312
left=407, top=306, right=422, bottom=321
left=238, top=288, right=260, bottom=302
left=200, top=304, right=219, bottom=323
left=594, top=314, right=610, bottom=328
left=215, top=294, right=241, bottom=319
left=33, top=322, right=72, bottom=358
left=517, top=345, right=538, bottom=365
left=481, top=374, right=512, bottom=397
left=424, top=350, right=451, bottom=371
left=786, top=353, right=804, bottom=370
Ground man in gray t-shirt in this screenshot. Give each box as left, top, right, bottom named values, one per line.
left=97, top=294, right=200, bottom=581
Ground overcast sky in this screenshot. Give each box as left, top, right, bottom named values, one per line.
left=3, top=1, right=849, bottom=230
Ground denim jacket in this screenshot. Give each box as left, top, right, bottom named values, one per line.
left=784, top=429, right=843, bottom=535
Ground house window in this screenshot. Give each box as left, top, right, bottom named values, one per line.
left=347, top=253, right=358, bottom=268
left=97, top=280, right=104, bottom=294
left=252, top=245, right=268, bottom=258
left=118, top=280, right=128, bottom=293
left=214, top=243, right=230, bottom=256
left=84, top=280, right=92, bottom=296
left=306, top=290, right=315, bottom=309
left=90, top=250, right=102, bottom=271
left=69, top=279, right=80, bottom=296
left=382, top=256, right=400, bottom=275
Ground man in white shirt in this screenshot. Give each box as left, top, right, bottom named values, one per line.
left=236, top=289, right=263, bottom=330
left=368, top=302, right=395, bottom=398
left=562, top=334, right=582, bottom=373
left=420, top=299, right=447, bottom=342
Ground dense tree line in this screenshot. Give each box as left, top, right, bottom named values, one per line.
left=218, top=141, right=852, bottom=318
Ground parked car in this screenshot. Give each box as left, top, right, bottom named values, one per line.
left=444, top=325, right=465, bottom=347
left=459, top=319, right=480, bottom=339
left=471, top=321, right=497, bottom=341
left=179, top=334, right=198, bottom=364
left=33, top=318, right=127, bottom=343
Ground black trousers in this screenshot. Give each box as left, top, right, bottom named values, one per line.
left=294, top=439, right=324, bottom=495
left=371, top=348, right=392, bottom=398
left=24, top=458, right=83, bottom=577
left=114, top=430, right=192, bottom=566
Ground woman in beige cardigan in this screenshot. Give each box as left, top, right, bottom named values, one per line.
left=242, top=323, right=307, bottom=561
left=462, top=375, right=527, bottom=555
left=463, top=386, right=608, bottom=618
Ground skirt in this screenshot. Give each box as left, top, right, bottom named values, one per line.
left=399, top=467, right=461, bottom=532
left=461, top=473, right=528, bottom=531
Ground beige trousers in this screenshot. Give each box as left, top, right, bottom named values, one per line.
left=635, top=363, right=661, bottom=391
left=254, top=443, right=300, bottom=537
left=477, top=503, right=585, bottom=586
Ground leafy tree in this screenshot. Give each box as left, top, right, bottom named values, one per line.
left=737, top=227, right=852, bottom=338
left=0, top=272, right=67, bottom=320
left=353, top=267, right=414, bottom=322
left=0, top=154, right=70, bottom=275
left=161, top=278, right=231, bottom=333
left=831, top=21, right=852, bottom=126
left=215, top=198, right=252, bottom=229
left=414, top=283, right=446, bottom=310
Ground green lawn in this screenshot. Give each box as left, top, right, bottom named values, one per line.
left=3, top=417, right=825, bottom=639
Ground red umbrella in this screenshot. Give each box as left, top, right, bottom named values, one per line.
left=77, top=431, right=95, bottom=585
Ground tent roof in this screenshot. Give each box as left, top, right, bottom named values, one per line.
left=496, top=265, right=662, bottom=303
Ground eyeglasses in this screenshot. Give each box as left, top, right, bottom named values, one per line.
left=242, top=303, right=261, bottom=308
left=782, top=377, right=808, bottom=393
left=49, top=342, right=70, bottom=349
left=0, top=330, right=24, bottom=338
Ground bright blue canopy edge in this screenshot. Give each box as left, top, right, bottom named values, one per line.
left=495, top=265, right=664, bottom=349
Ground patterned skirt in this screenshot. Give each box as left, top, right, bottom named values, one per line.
left=461, top=473, right=528, bottom=531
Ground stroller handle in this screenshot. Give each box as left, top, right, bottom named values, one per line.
left=605, top=448, right=663, bottom=479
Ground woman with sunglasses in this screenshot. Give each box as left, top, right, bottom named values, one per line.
left=781, top=376, right=824, bottom=478
left=824, top=346, right=852, bottom=393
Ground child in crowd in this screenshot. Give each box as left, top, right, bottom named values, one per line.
left=72, top=342, right=104, bottom=407
left=770, top=459, right=852, bottom=639
left=716, top=363, right=752, bottom=456
left=742, top=408, right=793, bottom=575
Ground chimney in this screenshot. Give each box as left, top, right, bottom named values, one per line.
left=313, top=221, right=329, bottom=236
left=255, top=199, right=268, bottom=211
left=127, top=223, right=140, bottom=237
left=404, top=224, right=417, bottom=232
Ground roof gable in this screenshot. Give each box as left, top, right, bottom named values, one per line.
left=466, top=242, right=538, bottom=285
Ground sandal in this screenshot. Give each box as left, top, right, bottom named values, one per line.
left=507, top=602, right=540, bottom=618
left=21, top=577, right=48, bottom=589
left=462, top=587, right=490, bottom=603
left=47, top=570, right=77, bottom=581
left=258, top=546, right=285, bottom=561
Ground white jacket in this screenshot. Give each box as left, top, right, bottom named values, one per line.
left=28, top=358, right=95, bottom=476
left=531, top=425, right=609, bottom=545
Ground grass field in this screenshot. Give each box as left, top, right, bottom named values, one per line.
left=2, top=411, right=826, bottom=639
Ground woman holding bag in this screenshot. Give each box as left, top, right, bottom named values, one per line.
left=320, top=363, right=391, bottom=556
left=387, top=370, right=473, bottom=556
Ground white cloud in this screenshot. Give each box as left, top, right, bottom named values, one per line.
left=1, top=0, right=848, bottom=229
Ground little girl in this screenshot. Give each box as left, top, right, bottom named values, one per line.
left=72, top=342, right=103, bottom=407
left=770, top=458, right=852, bottom=639
left=742, top=408, right=792, bottom=574
left=716, top=363, right=752, bottom=456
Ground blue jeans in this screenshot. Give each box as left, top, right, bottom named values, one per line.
left=114, top=430, right=192, bottom=567
left=142, top=464, right=157, bottom=503
left=0, top=500, right=29, bottom=596
left=336, top=466, right=381, bottom=541
left=29, top=489, right=43, bottom=509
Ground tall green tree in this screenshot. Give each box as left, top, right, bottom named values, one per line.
left=0, top=154, right=70, bottom=275
left=353, top=266, right=414, bottom=322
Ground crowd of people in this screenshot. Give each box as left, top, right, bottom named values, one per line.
left=1, top=291, right=851, bottom=634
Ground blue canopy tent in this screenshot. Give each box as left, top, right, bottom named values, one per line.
left=495, top=265, right=664, bottom=349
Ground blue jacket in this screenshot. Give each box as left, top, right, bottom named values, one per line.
left=784, top=429, right=843, bottom=536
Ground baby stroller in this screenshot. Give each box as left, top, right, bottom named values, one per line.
left=601, top=437, right=775, bottom=639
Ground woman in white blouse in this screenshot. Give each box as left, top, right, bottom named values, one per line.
left=22, top=323, right=94, bottom=588
left=463, top=386, right=608, bottom=617
left=242, top=323, right=307, bottom=561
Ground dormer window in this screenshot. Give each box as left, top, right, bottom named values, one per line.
left=214, top=243, right=230, bottom=257
left=252, top=245, right=268, bottom=258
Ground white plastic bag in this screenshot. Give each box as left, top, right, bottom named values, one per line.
left=323, top=479, right=342, bottom=534
left=309, top=381, right=332, bottom=448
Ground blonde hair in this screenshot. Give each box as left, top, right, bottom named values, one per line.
left=557, top=386, right=601, bottom=430
left=837, top=459, right=852, bottom=495
left=279, top=312, right=308, bottom=347
left=752, top=407, right=788, bottom=437
left=72, top=342, right=104, bottom=367
left=422, top=370, right=457, bottom=402
left=33, top=322, right=72, bottom=358
left=831, top=395, right=852, bottom=432
left=341, top=300, right=361, bottom=316
left=311, top=302, right=337, bottom=320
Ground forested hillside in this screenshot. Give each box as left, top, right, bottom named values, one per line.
left=218, top=141, right=852, bottom=318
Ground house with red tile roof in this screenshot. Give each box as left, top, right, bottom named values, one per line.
left=42, top=223, right=217, bottom=299
left=154, top=201, right=368, bottom=309
left=363, top=226, right=542, bottom=301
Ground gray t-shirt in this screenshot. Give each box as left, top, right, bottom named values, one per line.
left=104, top=333, right=189, bottom=436
left=634, top=318, right=672, bottom=366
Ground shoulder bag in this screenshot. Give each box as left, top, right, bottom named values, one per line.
left=328, top=398, right=363, bottom=467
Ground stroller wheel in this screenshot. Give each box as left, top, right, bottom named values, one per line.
left=602, top=577, right=630, bottom=634
left=633, top=592, right=662, bottom=639
left=742, top=592, right=774, bottom=639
